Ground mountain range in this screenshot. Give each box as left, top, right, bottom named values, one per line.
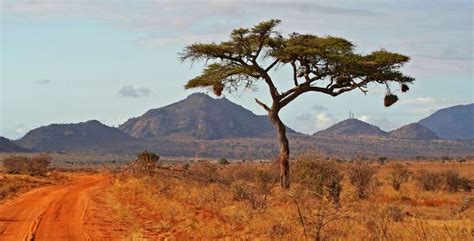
left=2, top=93, right=473, bottom=158
left=419, top=103, right=474, bottom=140
left=0, top=137, right=29, bottom=152
left=119, top=93, right=295, bottom=139
left=16, top=120, right=134, bottom=153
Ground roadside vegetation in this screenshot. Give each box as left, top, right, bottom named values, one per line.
left=0, top=154, right=68, bottom=203
left=108, top=155, right=474, bottom=240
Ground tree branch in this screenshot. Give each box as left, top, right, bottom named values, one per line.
left=290, top=61, right=298, bottom=86
left=255, top=98, right=271, bottom=112
left=265, top=59, right=279, bottom=72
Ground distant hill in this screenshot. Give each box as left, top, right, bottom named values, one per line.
left=16, top=120, right=134, bottom=152
left=119, top=93, right=295, bottom=139
left=0, top=136, right=29, bottom=152
left=389, top=123, right=439, bottom=140
left=419, top=103, right=474, bottom=140
left=313, top=119, right=386, bottom=138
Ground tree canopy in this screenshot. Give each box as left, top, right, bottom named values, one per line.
left=181, top=19, right=414, bottom=110
left=180, top=19, right=414, bottom=188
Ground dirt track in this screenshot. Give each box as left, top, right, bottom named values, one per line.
left=0, top=174, right=121, bottom=241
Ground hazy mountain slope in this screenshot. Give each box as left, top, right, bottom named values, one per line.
left=389, top=123, right=439, bottom=140
left=0, top=136, right=29, bottom=152
left=419, top=103, right=474, bottom=139
left=16, top=120, right=134, bottom=152
left=119, top=93, right=295, bottom=139
left=313, top=119, right=386, bottom=137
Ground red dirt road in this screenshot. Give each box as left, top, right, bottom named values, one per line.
left=0, top=174, right=121, bottom=241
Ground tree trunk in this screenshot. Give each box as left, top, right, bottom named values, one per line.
left=269, top=110, right=290, bottom=189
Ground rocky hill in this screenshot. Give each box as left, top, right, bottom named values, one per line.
left=389, top=123, right=439, bottom=140
left=313, top=119, right=386, bottom=138
left=119, top=93, right=294, bottom=139
left=16, top=120, right=134, bottom=152
left=0, top=136, right=29, bottom=152
left=419, top=103, right=474, bottom=139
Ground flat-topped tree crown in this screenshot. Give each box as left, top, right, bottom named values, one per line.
left=180, top=20, right=414, bottom=188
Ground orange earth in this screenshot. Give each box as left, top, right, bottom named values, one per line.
left=0, top=174, right=122, bottom=241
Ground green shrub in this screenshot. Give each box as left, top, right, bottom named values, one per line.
left=218, top=158, right=230, bottom=165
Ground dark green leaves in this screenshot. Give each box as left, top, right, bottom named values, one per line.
left=184, top=63, right=259, bottom=90
left=181, top=19, right=414, bottom=108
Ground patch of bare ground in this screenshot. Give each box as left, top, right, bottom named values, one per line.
left=0, top=173, right=125, bottom=240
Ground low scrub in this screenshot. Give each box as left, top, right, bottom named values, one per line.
left=389, top=164, right=410, bottom=191
left=416, top=170, right=443, bottom=191
left=348, top=162, right=377, bottom=199
left=2, top=154, right=51, bottom=176
left=442, top=170, right=472, bottom=192
left=294, top=155, right=343, bottom=207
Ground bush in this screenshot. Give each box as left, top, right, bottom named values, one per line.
left=378, top=157, right=388, bottom=165
left=187, top=162, right=221, bottom=184
left=230, top=180, right=268, bottom=210
left=294, top=156, right=343, bottom=207
left=442, top=170, right=472, bottom=192
left=348, top=162, right=377, bottom=199
left=2, top=154, right=51, bottom=176
left=218, top=158, right=230, bottom=165
left=460, top=177, right=472, bottom=192
left=389, top=164, right=410, bottom=191
left=416, top=170, right=443, bottom=191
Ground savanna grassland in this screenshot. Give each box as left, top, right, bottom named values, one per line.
left=0, top=154, right=69, bottom=203
left=107, top=156, right=474, bottom=240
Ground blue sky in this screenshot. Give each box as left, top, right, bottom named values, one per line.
left=1, top=0, right=473, bottom=139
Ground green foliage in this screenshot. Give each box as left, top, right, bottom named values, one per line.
left=180, top=19, right=414, bottom=108
left=218, top=158, right=230, bottom=165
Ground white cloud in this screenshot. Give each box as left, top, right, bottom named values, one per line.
left=117, top=85, right=151, bottom=98
left=314, top=113, right=338, bottom=131
left=357, top=115, right=397, bottom=131
left=400, top=97, right=470, bottom=106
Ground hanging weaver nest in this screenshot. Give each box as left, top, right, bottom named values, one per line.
left=401, top=84, right=409, bottom=92
left=213, top=82, right=224, bottom=97
left=336, top=75, right=351, bottom=84
left=384, top=94, right=399, bottom=107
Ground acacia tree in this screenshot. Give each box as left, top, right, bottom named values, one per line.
left=180, top=20, right=414, bottom=188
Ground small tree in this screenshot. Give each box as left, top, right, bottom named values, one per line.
left=416, top=170, right=443, bottom=191
left=389, top=164, right=410, bottom=191
left=348, top=162, right=377, bottom=199
left=294, top=156, right=343, bottom=207
left=218, top=158, right=230, bottom=165
left=181, top=20, right=414, bottom=188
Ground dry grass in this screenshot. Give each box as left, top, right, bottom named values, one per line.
left=107, top=159, right=474, bottom=240
left=0, top=171, right=69, bottom=203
